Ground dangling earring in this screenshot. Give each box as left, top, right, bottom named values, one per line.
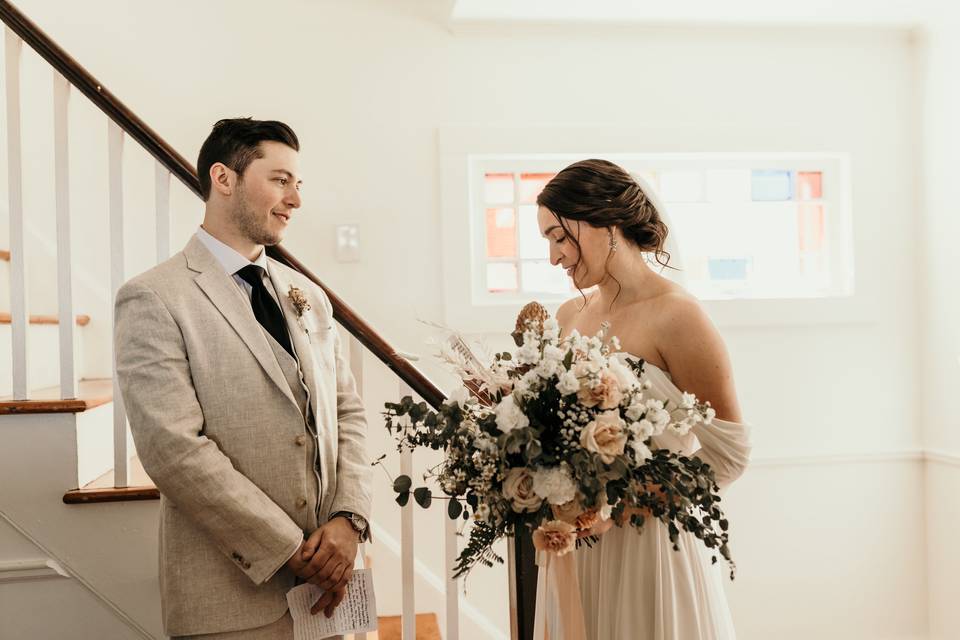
left=608, top=228, right=619, bottom=253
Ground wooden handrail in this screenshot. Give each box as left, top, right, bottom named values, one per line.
left=0, top=0, right=445, bottom=409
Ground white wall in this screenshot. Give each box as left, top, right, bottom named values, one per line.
left=918, top=10, right=960, bottom=639
left=2, top=1, right=932, bottom=638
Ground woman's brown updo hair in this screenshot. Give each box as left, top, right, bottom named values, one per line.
left=537, top=159, right=671, bottom=270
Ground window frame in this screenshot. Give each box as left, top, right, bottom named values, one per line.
left=438, top=126, right=872, bottom=332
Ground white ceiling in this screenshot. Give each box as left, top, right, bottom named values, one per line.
left=449, top=0, right=950, bottom=28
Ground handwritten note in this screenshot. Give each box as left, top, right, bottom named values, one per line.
left=286, top=569, right=378, bottom=639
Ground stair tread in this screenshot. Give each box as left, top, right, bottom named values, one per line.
left=374, top=613, right=441, bottom=640
left=0, top=378, right=112, bottom=415
left=0, top=311, right=91, bottom=326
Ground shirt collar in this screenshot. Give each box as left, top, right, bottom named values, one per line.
left=195, top=226, right=269, bottom=277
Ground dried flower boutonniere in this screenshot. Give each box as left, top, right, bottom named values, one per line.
left=287, top=285, right=317, bottom=333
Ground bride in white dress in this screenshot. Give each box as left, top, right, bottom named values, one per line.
left=534, top=159, right=753, bottom=639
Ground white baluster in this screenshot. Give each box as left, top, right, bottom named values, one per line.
left=108, top=120, right=128, bottom=487
left=4, top=29, right=28, bottom=400
left=349, top=335, right=367, bottom=640
left=445, top=505, right=460, bottom=640
left=53, top=72, right=76, bottom=399
left=399, top=381, right=415, bottom=640
left=155, top=164, right=170, bottom=262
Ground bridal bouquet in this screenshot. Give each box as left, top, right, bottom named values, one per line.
left=381, top=303, right=735, bottom=579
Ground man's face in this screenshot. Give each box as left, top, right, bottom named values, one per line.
left=232, top=141, right=302, bottom=246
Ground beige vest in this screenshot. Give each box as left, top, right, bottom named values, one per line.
left=263, top=321, right=322, bottom=531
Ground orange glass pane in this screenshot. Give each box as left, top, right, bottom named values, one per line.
left=520, top=173, right=556, bottom=204
left=796, top=172, right=822, bottom=200
left=486, top=208, right=517, bottom=258
left=484, top=173, right=514, bottom=204
left=797, top=204, right=824, bottom=251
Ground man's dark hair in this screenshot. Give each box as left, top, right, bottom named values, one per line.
left=197, top=118, right=300, bottom=201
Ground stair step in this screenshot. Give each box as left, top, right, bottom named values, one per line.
left=0, top=312, right=90, bottom=326
left=0, top=378, right=112, bottom=415
left=374, top=613, right=441, bottom=640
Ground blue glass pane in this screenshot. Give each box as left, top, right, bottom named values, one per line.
left=708, top=258, right=750, bottom=281
left=751, top=170, right=794, bottom=201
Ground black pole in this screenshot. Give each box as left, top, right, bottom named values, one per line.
left=513, top=530, right=539, bottom=639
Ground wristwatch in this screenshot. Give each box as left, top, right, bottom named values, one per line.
left=332, top=511, right=369, bottom=542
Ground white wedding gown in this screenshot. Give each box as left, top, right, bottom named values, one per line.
left=573, top=357, right=752, bottom=640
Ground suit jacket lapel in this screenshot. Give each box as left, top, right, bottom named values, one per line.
left=267, top=260, right=321, bottom=421
left=184, top=237, right=299, bottom=411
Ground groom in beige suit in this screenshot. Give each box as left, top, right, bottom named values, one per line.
left=115, top=118, right=372, bottom=639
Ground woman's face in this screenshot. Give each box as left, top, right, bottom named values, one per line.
left=537, top=206, right=611, bottom=289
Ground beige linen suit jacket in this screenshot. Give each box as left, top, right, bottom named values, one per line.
left=114, top=236, right=372, bottom=637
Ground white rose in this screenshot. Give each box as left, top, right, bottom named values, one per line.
left=495, top=394, right=530, bottom=433
left=608, top=357, right=640, bottom=391
left=531, top=465, right=578, bottom=505
left=556, top=371, right=580, bottom=396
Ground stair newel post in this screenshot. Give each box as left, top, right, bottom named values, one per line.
left=4, top=27, right=28, bottom=400
left=108, top=119, right=128, bottom=488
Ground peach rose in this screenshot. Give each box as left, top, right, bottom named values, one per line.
left=551, top=499, right=583, bottom=525
left=574, top=508, right=604, bottom=532
left=503, top=467, right=543, bottom=513
left=532, top=520, right=577, bottom=556
left=580, top=410, right=628, bottom=464
left=577, top=371, right=623, bottom=410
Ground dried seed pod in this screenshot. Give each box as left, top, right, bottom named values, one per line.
left=511, top=301, right=550, bottom=346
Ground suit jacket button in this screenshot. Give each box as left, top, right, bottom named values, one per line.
left=296, top=497, right=308, bottom=508
left=242, top=560, right=252, bottom=570
left=295, top=435, right=306, bottom=446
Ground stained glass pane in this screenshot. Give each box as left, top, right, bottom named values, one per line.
left=751, top=170, right=794, bottom=201
left=659, top=171, right=704, bottom=202
left=796, top=172, right=823, bottom=200
left=485, top=208, right=516, bottom=258
left=708, top=257, right=751, bottom=281
left=519, top=173, right=556, bottom=204
left=487, top=262, right=518, bottom=293
left=521, top=260, right=570, bottom=294
left=484, top=173, right=514, bottom=204
left=518, top=205, right=548, bottom=260
left=706, top=169, right=751, bottom=202
left=797, top=204, right=825, bottom=251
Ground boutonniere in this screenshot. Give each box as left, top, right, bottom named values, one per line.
left=287, top=286, right=317, bottom=333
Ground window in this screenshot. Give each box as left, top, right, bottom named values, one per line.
left=470, top=154, right=852, bottom=305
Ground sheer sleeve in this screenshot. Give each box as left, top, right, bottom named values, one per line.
left=691, top=418, right=752, bottom=492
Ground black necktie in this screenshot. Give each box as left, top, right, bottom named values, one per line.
left=235, top=264, right=294, bottom=358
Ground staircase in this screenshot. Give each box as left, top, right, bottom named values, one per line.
left=0, top=1, right=511, bottom=638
